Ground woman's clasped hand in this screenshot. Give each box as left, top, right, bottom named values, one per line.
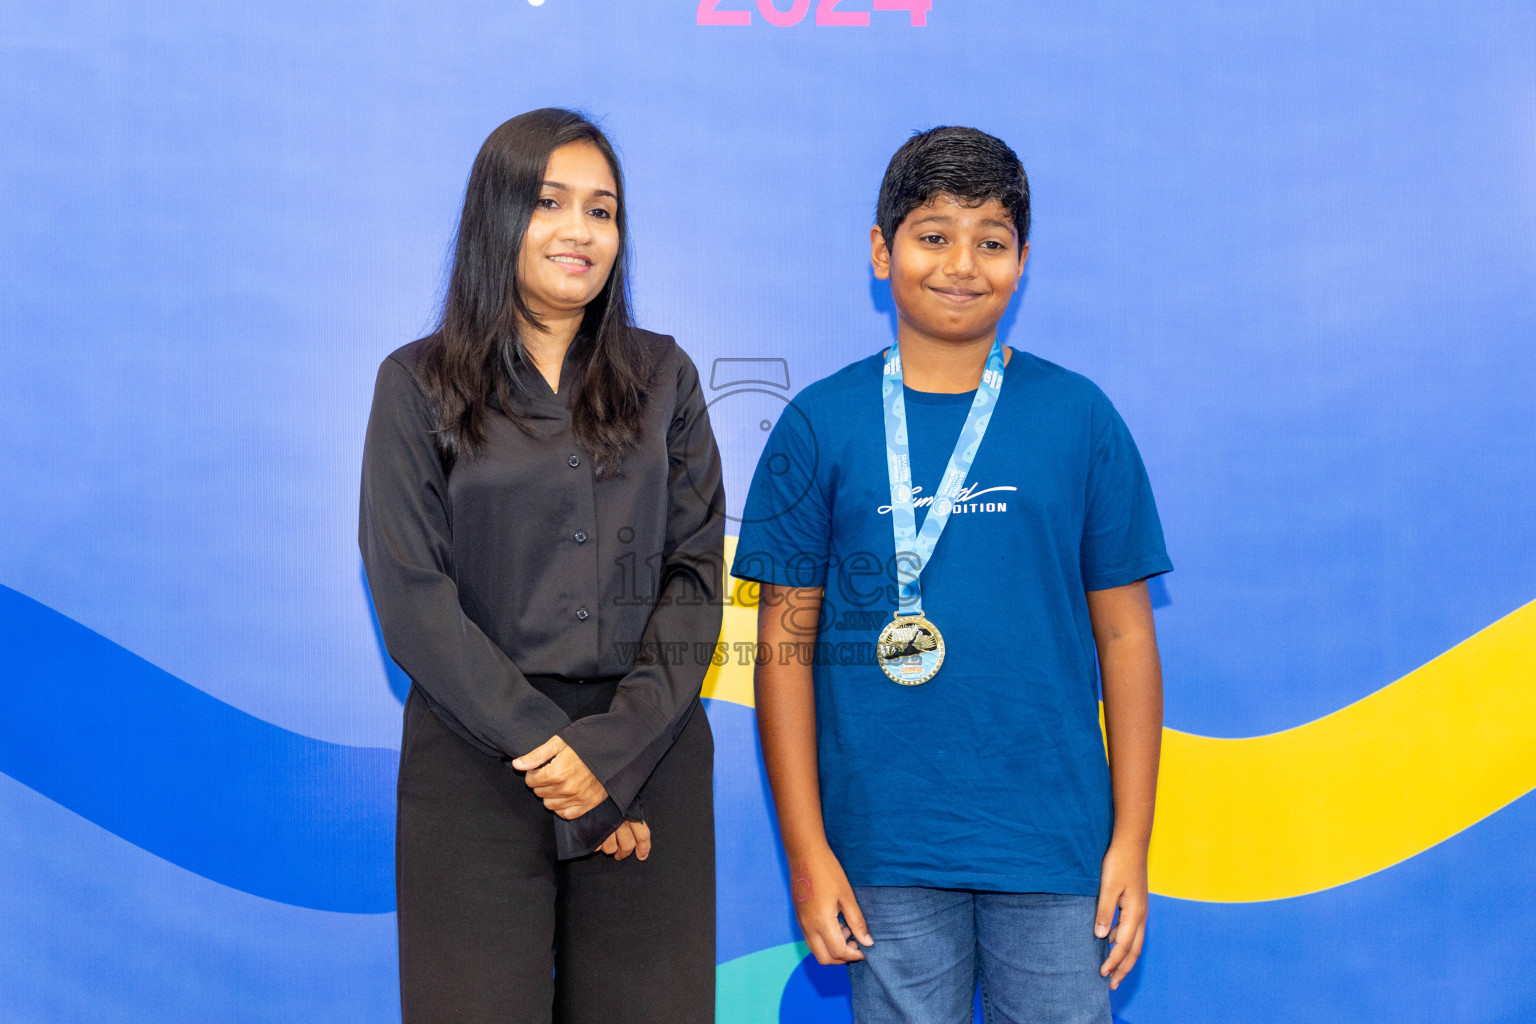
left=599, top=821, right=652, bottom=861
left=512, top=736, right=609, bottom=819
left=511, top=735, right=653, bottom=860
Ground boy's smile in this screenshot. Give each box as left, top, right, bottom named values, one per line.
left=871, top=194, right=1028, bottom=346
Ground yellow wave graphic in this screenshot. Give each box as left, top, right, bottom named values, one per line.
left=1152, top=598, right=1536, bottom=901
left=702, top=538, right=1536, bottom=902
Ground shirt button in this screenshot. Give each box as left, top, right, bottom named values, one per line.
left=575, top=607, right=590, bottom=621
left=567, top=454, right=580, bottom=468
left=574, top=531, right=588, bottom=544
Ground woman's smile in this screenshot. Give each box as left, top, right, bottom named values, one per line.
left=548, top=251, right=594, bottom=273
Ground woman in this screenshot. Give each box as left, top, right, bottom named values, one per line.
left=360, top=108, right=723, bottom=1024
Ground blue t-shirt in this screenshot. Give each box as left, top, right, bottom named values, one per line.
left=732, top=348, right=1172, bottom=894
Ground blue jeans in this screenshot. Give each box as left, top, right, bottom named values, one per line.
left=845, top=887, right=1112, bottom=1024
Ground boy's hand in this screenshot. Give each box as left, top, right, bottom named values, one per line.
left=793, top=845, right=874, bottom=965
left=597, top=821, right=651, bottom=861
left=1095, top=840, right=1149, bottom=989
left=512, top=737, right=608, bottom=819
left=754, top=585, right=870, bottom=965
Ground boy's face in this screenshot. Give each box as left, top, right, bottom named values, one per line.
left=871, top=194, right=1028, bottom=346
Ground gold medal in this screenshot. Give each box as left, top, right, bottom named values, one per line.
left=876, top=612, right=945, bottom=685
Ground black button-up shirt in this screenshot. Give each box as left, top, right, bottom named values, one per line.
left=359, top=330, right=725, bottom=857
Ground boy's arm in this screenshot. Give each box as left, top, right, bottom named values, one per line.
left=755, top=583, right=875, bottom=966
left=1087, top=577, right=1164, bottom=990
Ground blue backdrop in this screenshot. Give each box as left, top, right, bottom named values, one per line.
left=3, top=0, right=1534, bottom=1021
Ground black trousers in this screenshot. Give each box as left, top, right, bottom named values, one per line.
left=395, top=682, right=716, bottom=1024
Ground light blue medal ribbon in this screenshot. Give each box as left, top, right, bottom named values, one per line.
left=877, top=337, right=1006, bottom=683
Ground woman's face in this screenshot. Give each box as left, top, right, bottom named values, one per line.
left=517, top=140, right=621, bottom=324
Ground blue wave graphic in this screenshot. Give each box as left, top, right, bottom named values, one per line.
left=0, top=583, right=793, bottom=930
left=0, top=771, right=399, bottom=1024
left=7, top=583, right=1531, bottom=1022
left=0, top=585, right=397, bottom=913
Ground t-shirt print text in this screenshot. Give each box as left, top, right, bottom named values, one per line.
left=876, top=481, right=1017, bottom=516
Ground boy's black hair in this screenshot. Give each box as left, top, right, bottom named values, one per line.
left=876, top=126, right=1030, bottom=252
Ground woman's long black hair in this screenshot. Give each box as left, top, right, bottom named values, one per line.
left=421, top=108, right=649, bottom=476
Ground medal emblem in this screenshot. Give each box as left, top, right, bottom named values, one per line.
left=876, top=613, right=945, bottom=685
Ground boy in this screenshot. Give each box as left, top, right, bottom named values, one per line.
left=731, top=127, right=1170, bottom=1024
